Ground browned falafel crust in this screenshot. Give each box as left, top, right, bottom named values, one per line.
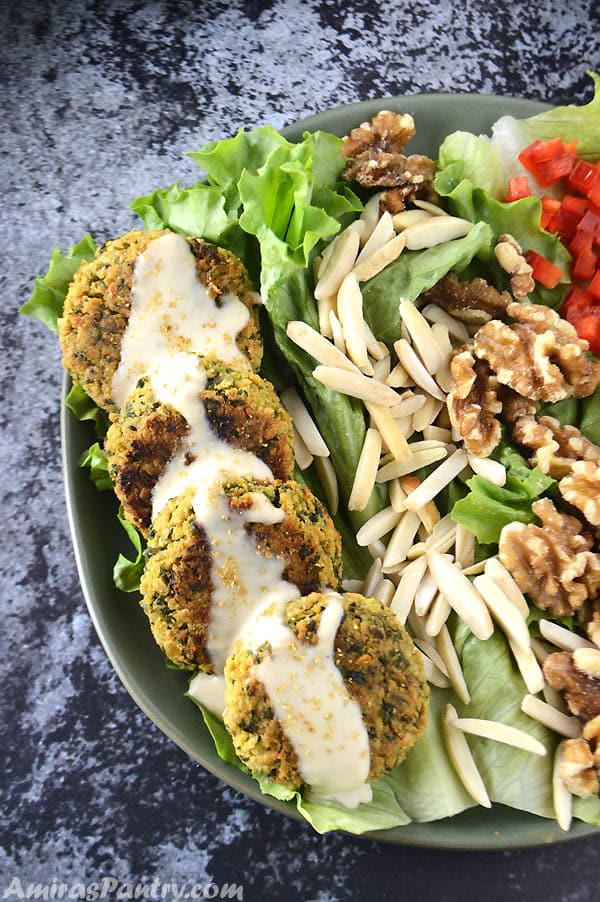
left=104, top=356, right=295, bottom=536
left=223, top=592, right=429, bottom=790
left=139, top=480, right=342, bottom=671
left=58, top=229, right=262, bottom=413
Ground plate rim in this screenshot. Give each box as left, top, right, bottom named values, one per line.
left=61, top=90, right=600, bottom=849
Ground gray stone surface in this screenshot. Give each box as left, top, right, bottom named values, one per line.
left=2, top=0, right=600, bottom=899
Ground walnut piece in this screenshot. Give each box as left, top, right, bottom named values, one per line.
left=498, top=498, right=600, bottom=617
left=494, top=233, right=535, bottom=299
left=543, top=651, right=600, bottom=720
left=424, top=272, right=512, bottom=325
left=512, top=415, right=600, bottom=478
left=560, top=736, right=599, bottom=798
left=447, top=350, right=502, bottom=456
left=579, top=598, right=600, bottom=649
left=341, top=111, right=416, bottom=158
left=560, top=461, right=600, bottom=527
left=474, top=302, right=600, bottom=403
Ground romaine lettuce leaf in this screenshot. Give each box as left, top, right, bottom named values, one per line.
left=438, top=130, right=505, bottom=199
left=65, top=383, right=109, bottom=438
left=361, top=222, right=493, bottom=345
left=113, top=508, right=145, bottom=593
left=78, top=442, right=113, bottom=492
left=20, top=234, right=97, bottom=331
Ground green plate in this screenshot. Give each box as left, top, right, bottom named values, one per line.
left=62, top=93, right=598, bottom=849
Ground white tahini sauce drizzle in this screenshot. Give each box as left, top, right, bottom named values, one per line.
left=244, top=593, right=372, bottom=808
left=112, top=232, right=251, bottom=407
left=149, top=352, right=299, bottom=685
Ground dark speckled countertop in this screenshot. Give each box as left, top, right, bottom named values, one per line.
left=2, top=1, right=600, bottom=899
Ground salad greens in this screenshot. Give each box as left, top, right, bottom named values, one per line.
left=21, top=75, right=600, bottom=834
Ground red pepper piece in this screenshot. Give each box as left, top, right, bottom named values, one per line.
left=579, top=210, right=600, bottom=238
left=541, top=196, right=561, bottom=231
left=505, top=176, right=531, bottom=202
left=569, top=160, right=600, bottom=194
left=569, top=227, right=595, bottom=257
left=589, top=270, right=600, bottom=301
left=519, top=138, right=578, bottom=187
left=569, top=309, right=600, bottom=355
left=572, top=249, right=598, bottom=282
left=563, top=287, right=596, bottom=320
left=525, top=250, right=564, bottom=288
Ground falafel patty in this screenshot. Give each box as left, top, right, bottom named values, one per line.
left=104, top=355, right=295, bottom=536
left=223, top=592, right=429, bottom=790
left=140, top=479, right=342, bottom=671
left=58, top=229, right=261, bottom=412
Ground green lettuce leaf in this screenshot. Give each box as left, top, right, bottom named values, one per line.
left=360, top=222, right=493, bottom=345
left=78, top=442, right=113, bottom=492
left=438, top=130, right=505, bottom=199
left=20, top=234, right=97, bottom=331
left=538, top=396, right=580, bottom=428
left=516, top=71, right=600, bottom=162
left=434, top=171, right=571, bottom=308
left=451, top=466, right=554, bottom=545
left=65, top=383, right=109, bottom=438
left=580, top=384, right=600, bottom=445
left=113, top=509, right=145, bottom=593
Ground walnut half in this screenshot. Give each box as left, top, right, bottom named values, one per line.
left=560, top=727, right=600, bottom=798
left=543, top=652, right=600, bottom=720
left=498, top=498, right=600, bottom=617
left=512, top=415, right=600, bottom=478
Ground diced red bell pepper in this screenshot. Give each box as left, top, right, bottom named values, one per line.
left=578, top=210, right=600, bottom=238
left=572, top=249, right=598, bottom=282
left=541, top=196, right=561, bottom=231
left=588, top=270, right=600, bottom=301
left=505, top=176, right=531, bottom=202
left=569, top=160, right=600, bottom=195
left=569, top=227, right=595, bottom=257
left=568, top=308, right=600, bottom=355
left=524, top=250, right=564, bottom=288
left=563, top=286, right=596, bottom=320
left=519, top=138, right=578, bottom=187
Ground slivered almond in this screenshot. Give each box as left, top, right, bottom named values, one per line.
left=291, top=425, right=313, bottom=471
left=451, top=717, right=546, bottom=757
left=413, top=637, right=449, bottom=676
left=423, top=424, right=453, bottom=443
left=455, top=524, right=475, bottom=569
left=508, top=640, right=545, bottom=695
left=425, top=592, right=451, bottom=636
left=368, top=539, right=387, bottom=562
left=394, top=339, right=446, bottom=401
left=484, top=557, right=529, bottom=619
left=430, top=322, right=454, bottom=392
left=443, top=704, right=491, bottom=808
left=353, top=232, right=407, bottom=282
left=467, top=454, right=507, bottom=486
left=407, top=608, right=429, bottom=641
left=427, top=551, right=493, bottom=641
left=363, top=322, right=386, bottom=361
left=389, top=392, right=426, bottom=418
left=386, top=362, right=413, bottom=388
left=341, top=579, right=364, bottom=593
left=390, top=555, right=428, bottom=624
left=376, top=447, right=448, bottom=483
left=329, top=310, right=346, bottom=354
left=399, top=299, right=446, bottom=374
left=418, top=650, right=451, bottom=688
left=281, top=388, right=330, bottom=457
left=421, top=303, right=470, bottom=342
left=543, top=683, right=570, bottom=715
left=437, top=625, right=470, bottom=704
left=539, top=620, right=596, bottom=652
left=530, top=637, right=555, bottom=665
left=373, top=578, right=395, bottom=607
left=362, top=557, right=383, bottom=597
left=365, top=402, right=412, bottom=462
left=355, top=211, right=395, bottom=265
left=461, top=560, right=488, bottom=576
left=553, top=742, right=573, bottom=831
left=356, top=506, right=402, bottom=547
left=389, top=478, right=407, bottom=513
left=382, top=510, right=421, bottom=567
left=413, top=199, right=447, bottom=217
left=400, top=474, right=441, bottom=534
left=372, top=354, right=391, bottom=383
left=337, top=272, right=372, bottom=373
left=358, top=192, right=384, bottom=245
left=317, top=295, right=336, bottom=339
left=392, top=209, right=432, bottom=230
left=314, top=455, right=338, bottom=515
left=473, top=575, right=531, bottom=652
left=414, top=568, right=438, bottom=617
left=521, top=695, right=582, bottom=739
left=287, top=320, right=357, bottom=372
left=412, top=395, right=443, bottom=433
left=348, top=427, right=382, bottom=512
left=313, top=365, right=399, bottom=406
left=314, top=226, right=360, bottom=300
left=403, top=450, right=469, bottom=511
left=403, top=216, right=473, bottom=250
